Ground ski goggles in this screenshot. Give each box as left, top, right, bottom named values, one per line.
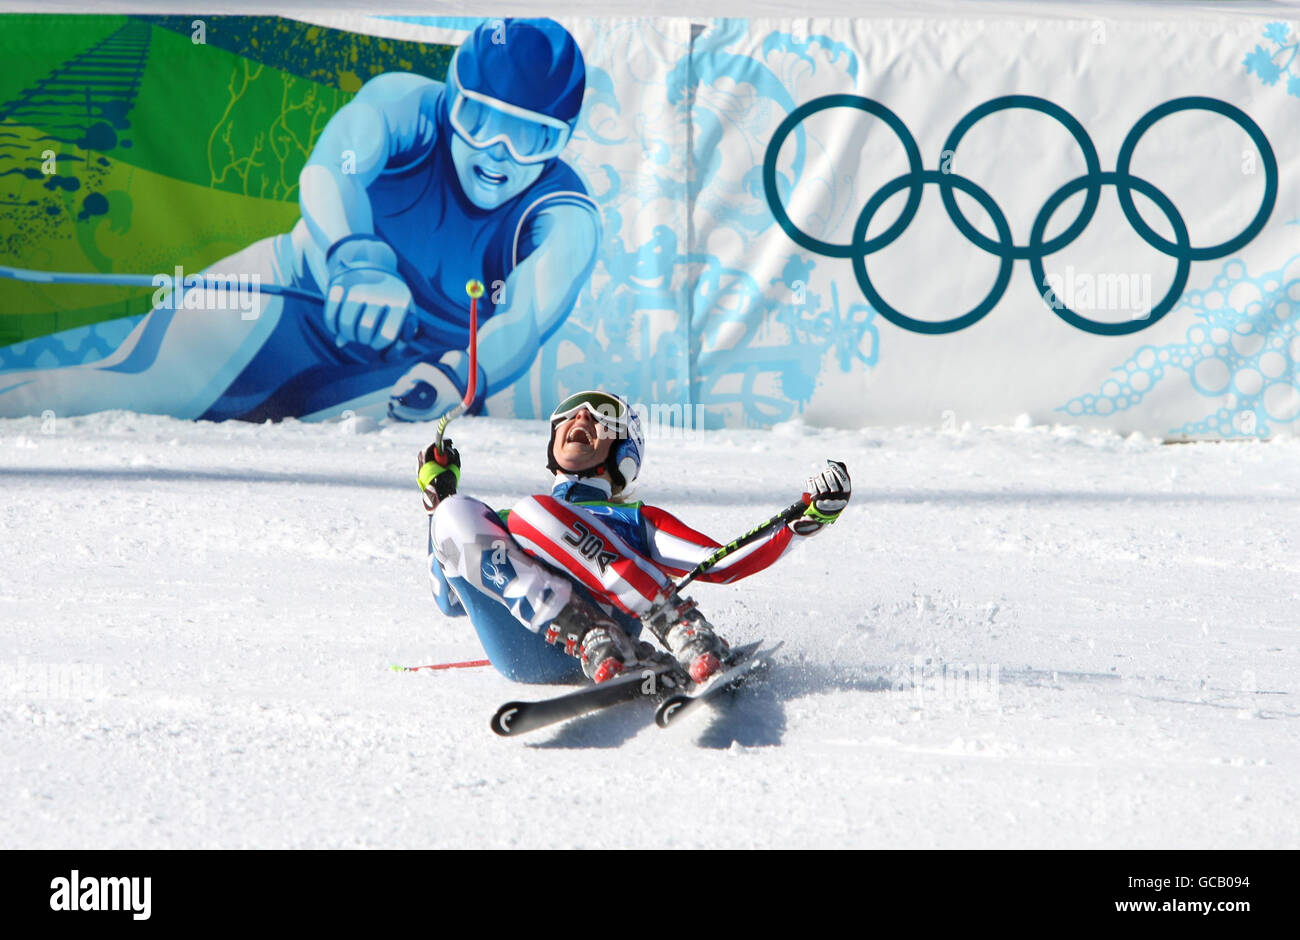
left=550, top=390, right=628, bottom=435
left=449, top=54, right=571, bottom=165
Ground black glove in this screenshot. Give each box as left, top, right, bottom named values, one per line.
left=416, top=439, right=460, bottom=513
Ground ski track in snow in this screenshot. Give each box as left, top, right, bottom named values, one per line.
left=1, top=411, right=1297, bottom=848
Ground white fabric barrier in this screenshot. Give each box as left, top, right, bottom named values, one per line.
left=0, top=8, right=1293, bottom=439
left=673, top=13, right=1299, bottom=438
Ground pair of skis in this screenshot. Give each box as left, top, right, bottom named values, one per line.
left=490, top=641, right=779, bottom=737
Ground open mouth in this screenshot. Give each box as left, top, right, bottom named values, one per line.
left=473, top=165, right=508, bottom=186
left=565, top=427, right=593, bottom=445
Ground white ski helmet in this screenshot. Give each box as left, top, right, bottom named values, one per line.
left=545, top=389, right=643, bottom=492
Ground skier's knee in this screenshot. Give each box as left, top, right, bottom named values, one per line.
left=432, top=494, right=500, bottom=543
left=488, top=651, right=584, bottom=684
left=488, top=655, right=582, bottom=686
left=432, top=493, right=475, bottom=528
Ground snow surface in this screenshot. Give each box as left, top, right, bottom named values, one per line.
left=1, top=411, right=1297, bottom=849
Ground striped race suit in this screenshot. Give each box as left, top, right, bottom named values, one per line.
left=426, top=477, right=799, bottom=682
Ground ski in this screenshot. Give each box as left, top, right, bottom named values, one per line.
left=489, top=640, right=764, bottom=737
left=654, top=642, right=782, bottom=729
left=490, top=660, right=685, bottom=737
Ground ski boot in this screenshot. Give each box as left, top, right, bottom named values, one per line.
left=543, top=593, right=637, bottom=683
left=641, top=595, right=729, bottom=684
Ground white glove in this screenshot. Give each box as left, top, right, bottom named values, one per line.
left=791, top=459, right=851, bottom=536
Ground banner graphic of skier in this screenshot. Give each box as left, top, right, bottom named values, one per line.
left=0, top=13, right=1294, bottom=438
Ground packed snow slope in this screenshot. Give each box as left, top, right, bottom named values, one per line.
left=1, top=412, right=1297, bottom=848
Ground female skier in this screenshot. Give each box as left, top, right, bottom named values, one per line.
left=417, top=390, right=851, bottom=684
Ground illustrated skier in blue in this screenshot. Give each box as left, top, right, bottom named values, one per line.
left=0, top=18, right=599, bottom=422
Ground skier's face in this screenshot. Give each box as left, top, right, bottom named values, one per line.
left=552, top=408, right=617, bottom=474
left=450, top=134, right=545, bottom=210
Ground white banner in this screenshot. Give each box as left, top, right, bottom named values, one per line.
left=691, top=14, right=1299, bottom=438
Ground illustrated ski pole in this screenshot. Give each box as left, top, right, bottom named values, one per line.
left=432, top=278, right=483, bottom=457
left=0, top=261, right=449, bottom=332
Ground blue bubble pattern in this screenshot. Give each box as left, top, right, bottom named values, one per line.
left=1060, top=254, right=1300, bottom=438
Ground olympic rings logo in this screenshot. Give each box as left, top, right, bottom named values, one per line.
left=762, top=95, right=1277, bottom=335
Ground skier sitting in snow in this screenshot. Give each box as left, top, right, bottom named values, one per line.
left=416, top=390, right=851, bottom=684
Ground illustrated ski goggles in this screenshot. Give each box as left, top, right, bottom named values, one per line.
left=449, top=54, right=571, bottom=165
left=550, top=391, right=628, bottom=434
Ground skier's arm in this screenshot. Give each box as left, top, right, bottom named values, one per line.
left=639, top=461, right=852, bottom=583
left=419, top=439, right=466, bottom=616
left=639, top=506, right=797, bottom=585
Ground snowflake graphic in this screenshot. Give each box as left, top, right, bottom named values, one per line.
left=1244, top=22, right=1300, bottom=97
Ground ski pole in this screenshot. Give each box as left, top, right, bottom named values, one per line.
left=670, top=496, right=810, bottom=593
left=432, top=278, right=483, bottom=457
left=0, top=262, right=323, bottom=302
left=391, top=658, right=491, bottom=673
left=0, top=261, right=446, bottom=334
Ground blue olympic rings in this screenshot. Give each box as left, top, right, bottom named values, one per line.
left=762, top=94, right=1278, bottom=336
